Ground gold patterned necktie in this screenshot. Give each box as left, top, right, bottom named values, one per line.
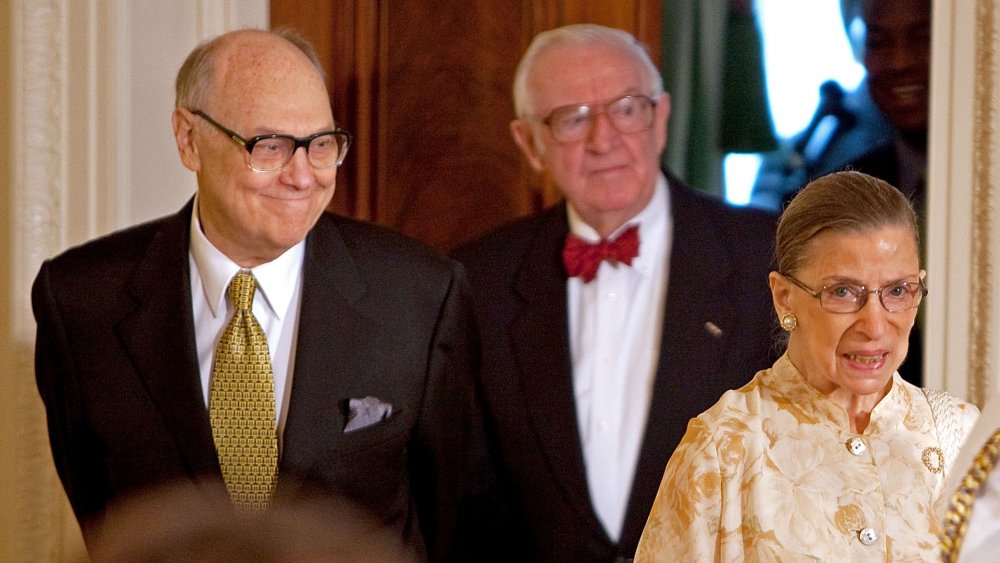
left=209, top=270, right=279, bottom=511
left=940, top=427, right=1000, bottom=562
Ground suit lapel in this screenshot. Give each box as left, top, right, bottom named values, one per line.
left=280, top=214, right=366, bottom=484
left=510, top=208, right=602, bottom=528
left=620, top=181, right=736, bottom=546
left=117, top=200, right=220, bottom=478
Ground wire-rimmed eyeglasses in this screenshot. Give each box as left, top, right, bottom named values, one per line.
left=532, top=94, right=657, bottom=143
left=190, top=110, right=352, bottom=172
left=782, top=273, right=927, bottom=313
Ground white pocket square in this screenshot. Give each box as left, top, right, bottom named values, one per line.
left=344, top=396, right=394, bottom=433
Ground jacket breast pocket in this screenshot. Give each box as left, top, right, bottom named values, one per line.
left=312, top=408, right=413, bottom=517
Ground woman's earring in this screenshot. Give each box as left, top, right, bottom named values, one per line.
left=780, top=313, right=798, bottom=332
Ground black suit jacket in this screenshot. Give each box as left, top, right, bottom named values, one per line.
left=32, top=200, right=476, bottom=561
left=452, top=174, right=778, bottom=562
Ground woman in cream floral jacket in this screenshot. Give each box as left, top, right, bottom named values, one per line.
left=635, top=171, right=979, bottom=562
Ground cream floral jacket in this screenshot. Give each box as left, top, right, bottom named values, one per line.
left=635, top=354, right=979, bottom=562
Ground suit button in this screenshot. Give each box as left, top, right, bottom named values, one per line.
left=846, top=436, right=867, bottom=456
left=858, top=527, right=878, bottom=546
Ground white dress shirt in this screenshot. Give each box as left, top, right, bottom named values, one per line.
left=189, top=203, right=304, bottom=449
left=567, top=173, right=672, bottom=541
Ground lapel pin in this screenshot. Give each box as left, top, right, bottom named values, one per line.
left=704, top=322, right=723, bottom=338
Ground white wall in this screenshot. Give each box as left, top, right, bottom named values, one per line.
left=121, top=0, right=269, bottom=227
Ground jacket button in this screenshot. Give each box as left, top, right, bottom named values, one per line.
left=846, top=436, right=867, bottom=456
left=858, top=527, right=878, bottom=546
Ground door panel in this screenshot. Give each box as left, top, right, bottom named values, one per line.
left=272, top=1, right=661, bottom=251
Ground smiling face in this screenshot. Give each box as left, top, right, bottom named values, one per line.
left=863, top=0, right=931, bottom=137
left=770, top=226, right=923, bottom=405
left=509, top=41, right=670, bottom=238
left=172, top=31, right=338, bottom=267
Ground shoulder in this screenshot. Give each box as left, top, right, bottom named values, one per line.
left=315, top=212, right=457, bottom=274
left=668, top=172, right=778, bottom=230
left=666, top=173, right=778, bottom=265
left=449, top=205, right=566, bottom=287
left=37, top=210, right=184, bottom=284
left=668, top=373, right=769, bottom=473
left=682, top=371, right=770, bottom=445
left=299, top=215, right=473, bottom=335
left=309, top=214, right=466, bottom=306
left=917, top=385, right=981, bottom=427
left=913, top=385, right=981, bottom=478
left=452, top=206, right=564, bottom=263
left=710, top=371, right=767, bottom=412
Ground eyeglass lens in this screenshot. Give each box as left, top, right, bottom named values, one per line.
left=820, top=282, right=924, bottom=313
left=247, top=133, right=349, bottom=171
left=546, top=95, right=655, bottom=142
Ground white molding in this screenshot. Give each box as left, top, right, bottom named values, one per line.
left=926, top=0, right=1000, bottom=405
left=3, top=1, right=270, bottom=559
left=115, top=0, right=133, bottom=226
left=8, top=2, right=83, bottom=559
left=13, top=0, right=68, bottom=337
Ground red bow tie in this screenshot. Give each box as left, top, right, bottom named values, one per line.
left=562, top=225, right=640, bottom=283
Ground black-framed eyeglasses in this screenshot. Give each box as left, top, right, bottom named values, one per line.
left=190, top=110, right=352, bottom=172
left=782, top=273, right=927, bottom=314
left=533, top=94, right=658, bottom=143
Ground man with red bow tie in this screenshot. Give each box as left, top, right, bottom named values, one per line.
left=452, top=23, right=778, bottom=562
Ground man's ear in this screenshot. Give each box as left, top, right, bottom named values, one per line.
left=172, top=108, right=201, bottom=172
left=654, top=91, right=671, bottom=155
left=510, top=119, right=546, bottom=172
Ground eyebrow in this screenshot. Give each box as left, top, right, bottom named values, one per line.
left=549, top=90, right=648, bottom=110
left=246, top=122, right=339, bottom=137
left=819, top=275, right=920, bottom=286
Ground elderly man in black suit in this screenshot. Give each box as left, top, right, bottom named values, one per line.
left=32, top=28, right=474, bottom=562
left=453, top=23, right=778, bottom=562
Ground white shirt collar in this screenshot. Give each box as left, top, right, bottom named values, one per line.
left=189, top=198, right=305, bottom=320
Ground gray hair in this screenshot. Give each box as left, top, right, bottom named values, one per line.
left=511, top=23, right=663, bottom=117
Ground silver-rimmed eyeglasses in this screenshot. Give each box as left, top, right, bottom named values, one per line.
left=534, top=94, right=657, bottom=143
left=190, top=110, right=352, bottom=172
left=782, top=273, right=927, bottom=314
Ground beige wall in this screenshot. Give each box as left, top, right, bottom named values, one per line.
left=1, top=0, right=997, bottom=561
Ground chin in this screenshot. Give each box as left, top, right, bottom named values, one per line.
left=595, top=191, right=646, bottom=213
left=276, top=229, right=311, bottom=249
left=850, top=372, right=894, bottom=394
